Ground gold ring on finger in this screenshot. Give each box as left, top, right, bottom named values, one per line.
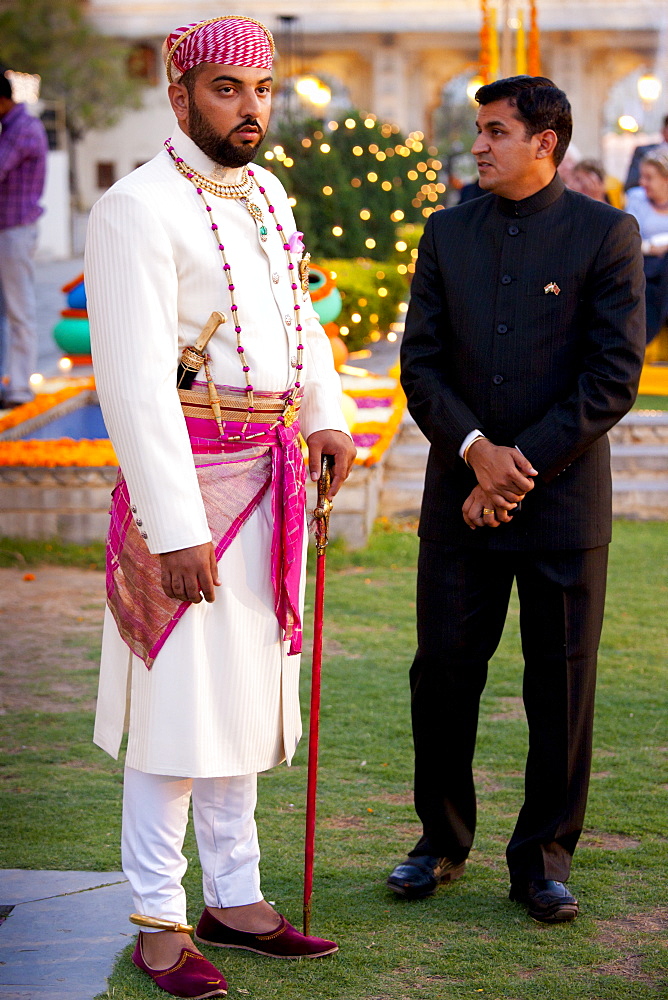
left=483, top=508, right=495, bottom=515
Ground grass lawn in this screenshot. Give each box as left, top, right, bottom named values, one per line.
left=1, top=520, right=667, bottom=999
left=634, top=394, right=668, bottom=411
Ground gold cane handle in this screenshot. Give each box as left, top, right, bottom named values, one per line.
left=177, top=311, right=227, bottom=389
left=313, top=455, right=333, bottom=557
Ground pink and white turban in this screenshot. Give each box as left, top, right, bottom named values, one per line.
left=164, top=16, right=274, bottom=83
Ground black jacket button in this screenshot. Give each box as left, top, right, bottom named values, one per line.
left=492, top=374, right=504, bottom=385
left=501, top=274, right=512, bottom=285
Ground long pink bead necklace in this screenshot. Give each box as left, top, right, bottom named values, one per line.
left=165, top=138, right=304, bottom=440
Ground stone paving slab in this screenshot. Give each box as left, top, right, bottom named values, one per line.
left=0, top=870, right=133, bottom=1000
left=0, top=990, right=91, bottom=999
left=0, top=870, right=127, bottom=905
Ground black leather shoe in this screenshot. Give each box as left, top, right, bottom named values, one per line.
left=509, top=879, right=579, bottom=922
left=387, top=855, right=466, bottom=900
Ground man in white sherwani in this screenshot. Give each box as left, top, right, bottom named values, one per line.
left=85, top=16, right=355, bottom=999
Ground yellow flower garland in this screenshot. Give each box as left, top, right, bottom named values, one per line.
left=0, top=375, right=408, bottom=470
left=0, top=438, right=118, bottom=467
left=0, top=379, right=118, bottom=468
left=347, top=376, right=407, bottom=467
left=0, top=379, right=95, bottom=434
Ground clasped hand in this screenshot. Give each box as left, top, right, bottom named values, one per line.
left=462, top=438, right=537, bottom=530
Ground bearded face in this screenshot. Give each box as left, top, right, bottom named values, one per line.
left=188, top=98, right=266, bottom=167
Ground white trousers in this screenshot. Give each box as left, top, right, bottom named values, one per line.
left=0, top=224, right=38, bottom=404
left=122, top=766, right=263, bottom=929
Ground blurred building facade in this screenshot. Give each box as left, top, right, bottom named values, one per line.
left=71, top=1, right=668, bottom=209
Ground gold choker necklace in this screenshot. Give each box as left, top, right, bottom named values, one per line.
left=170, top=157, right=254, bottom=199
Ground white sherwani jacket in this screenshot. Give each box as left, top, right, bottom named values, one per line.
left=85, top=129, right=349, bottom=777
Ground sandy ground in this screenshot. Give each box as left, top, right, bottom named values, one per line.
left=0, top=565, right=106, bottom=714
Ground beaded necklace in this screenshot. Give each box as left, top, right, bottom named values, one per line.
left=170, top=155, right=254, bottom=199
left=165, top=139, right=304, bottom=441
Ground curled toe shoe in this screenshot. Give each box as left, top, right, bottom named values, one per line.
left=509, top=879, right=579, bottom=923
left=132, top=937, right=228, bottom=998
left=387, top=855, right=466, bottom=900
left=195, top=908, right=338, bottom=958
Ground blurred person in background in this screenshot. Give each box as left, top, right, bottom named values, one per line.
left=568, top=159, right=608, bottom=203
left=555, top=141, right=581, bottom=188
left=625, top=146, right=668, bottom=342
left=567, top=159, right=624, bottom=209
left=624, top=115, right=668, bottom=191
left=0, top=69, right=48, bottom=408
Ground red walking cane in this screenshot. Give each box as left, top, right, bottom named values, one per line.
left=303, top=454, right=334, bottom=936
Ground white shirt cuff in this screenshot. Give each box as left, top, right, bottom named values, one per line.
left=459, top=428, right=484, bottom=459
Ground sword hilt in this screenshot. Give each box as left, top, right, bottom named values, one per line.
left=176, top=310, right=226, bottom=389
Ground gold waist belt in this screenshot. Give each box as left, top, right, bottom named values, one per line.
left=178, top=385, right=301, bottom=426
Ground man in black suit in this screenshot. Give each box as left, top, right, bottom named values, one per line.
left=624, top=114, right=668, bottom=190
left=388, top=76, right=645, bottom=922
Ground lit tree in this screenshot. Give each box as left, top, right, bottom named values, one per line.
left=267, top=111, right=445, bottom=261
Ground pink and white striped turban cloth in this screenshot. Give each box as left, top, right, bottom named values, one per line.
left=164, top=16, right=274, bottom=83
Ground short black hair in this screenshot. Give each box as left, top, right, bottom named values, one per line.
left=179, top=64, right=206, bottom=99
left=0, top=72, right=12, bottom=101
left=663, top=114, right=668, bottom=130
left=475, top=75, right=572, bottom=167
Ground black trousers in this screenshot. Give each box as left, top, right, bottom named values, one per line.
left=408, top=540, right=608, bottom=881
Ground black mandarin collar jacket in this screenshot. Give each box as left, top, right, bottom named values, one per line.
left=400, top=174, right=646, bottom=550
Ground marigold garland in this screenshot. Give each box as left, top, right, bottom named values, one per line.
left=479, top=0, right=492, bottom=84
left=479, top=1, right=540, bottom=82
left=0, top=376, right=407, bottom=470
left=0, top=379, right=95, bottom=434
left=0, top=379, right=115, bottom=467
left=0, top=438, right=118, bottom=467
left=515, top=8, right=527, bottom=75
left=527, top=0, right=541, bottom=76
left=346, top=378, right=407, bottom=467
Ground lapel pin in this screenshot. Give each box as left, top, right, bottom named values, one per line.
left=544, top=281, right=561, bottom=295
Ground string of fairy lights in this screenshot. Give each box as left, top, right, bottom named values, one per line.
left=256, top=3, right=543, bottom=350
left=265, top=113, right=444, bottom=277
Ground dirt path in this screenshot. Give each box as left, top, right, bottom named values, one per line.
left=0, top=566, right=107, bottom=714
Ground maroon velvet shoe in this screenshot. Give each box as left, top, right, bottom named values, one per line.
left=132, top=937, right=228, bottom=998
left=195, top=908, right=338, bottom=959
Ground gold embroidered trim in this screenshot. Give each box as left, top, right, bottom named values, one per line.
left=178, top=386, right=301, bottom=425
left=256, top=921, right=287, bottom=941
left=154, top=950, right=214, bottom=977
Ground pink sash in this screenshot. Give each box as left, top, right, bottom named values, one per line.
left=106, top=388, right=305, bottom=668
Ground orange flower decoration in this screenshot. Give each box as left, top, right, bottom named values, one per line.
left=347, top=376, right=407, bottom=468
left=0, top=438, right=118, bottom=467
left=528, top=0, right=541, bottom=76
left=0, top=380, right=95, bottom=434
